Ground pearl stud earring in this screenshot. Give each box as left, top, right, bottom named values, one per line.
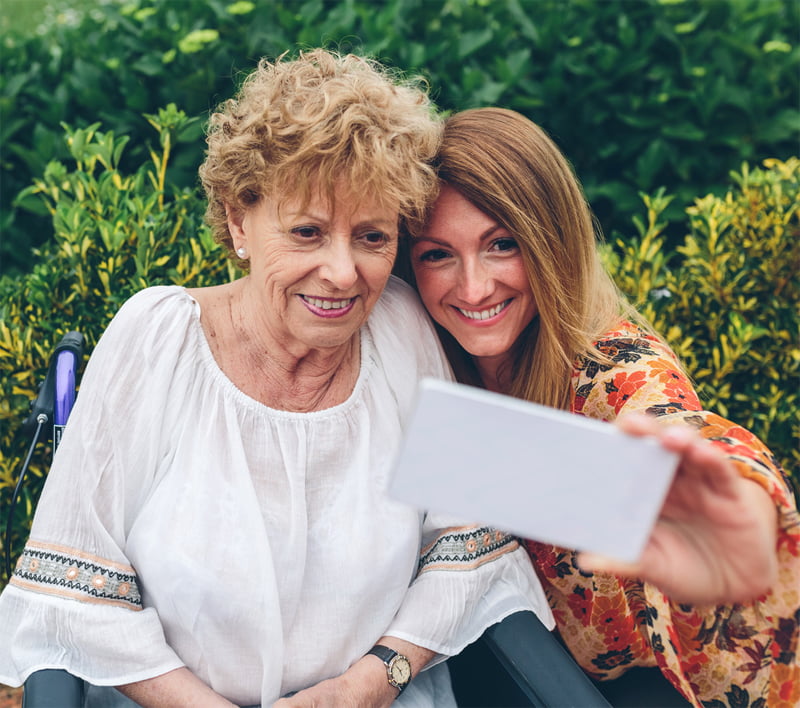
left=236, top=247, right=247, bottom=259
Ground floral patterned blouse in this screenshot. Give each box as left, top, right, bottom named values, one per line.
left=525, top=322, right=800, bottom=708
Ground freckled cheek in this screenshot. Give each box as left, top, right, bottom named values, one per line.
left=414, top=272, right=453, bottom=324
left=496, top=260, right=530, bottom=291
left=417, top=268, right=452, bottom=300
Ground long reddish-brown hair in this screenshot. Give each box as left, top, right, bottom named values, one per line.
left=408, top=107, right=645, bottom=409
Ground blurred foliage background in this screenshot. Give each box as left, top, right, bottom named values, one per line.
left=2, top=0, right=798, bottom=273
left=0, top=0, right=798, bottom=581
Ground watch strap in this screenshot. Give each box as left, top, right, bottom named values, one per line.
left=367, top=644, right=411, bottom=694
left=366, top=644, right=397, bottom=664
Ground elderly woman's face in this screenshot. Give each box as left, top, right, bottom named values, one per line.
left=230, top=189, right=399, bottom=354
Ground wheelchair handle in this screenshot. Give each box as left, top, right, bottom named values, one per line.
left=53, top=346, right=81, bottom=449
left=23, top=332, right=84, bottom=448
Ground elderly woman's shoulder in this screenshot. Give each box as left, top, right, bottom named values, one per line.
left=75, top=286, right=201, bottom=404
left=369, top=276, right=433, bottom=330
left=97, top=285, right=198, bottom=354
left=368, top=276, right=450, bottom=379
left=112, top=285, right=195, bottom=323
left=375, top=276, right=427, bottom=314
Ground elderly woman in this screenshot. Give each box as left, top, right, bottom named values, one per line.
left=0, top=54, right=551, bottom=707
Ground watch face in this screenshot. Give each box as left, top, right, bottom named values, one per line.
left=389, top=655, right=412, bottom=685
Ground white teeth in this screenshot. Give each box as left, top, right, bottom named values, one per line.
left=303, top=296, right=353, bottom=310
left=458, top=300, right=509, bottom=320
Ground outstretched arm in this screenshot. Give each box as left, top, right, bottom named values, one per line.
left=578, top=413, right=779, bottom=605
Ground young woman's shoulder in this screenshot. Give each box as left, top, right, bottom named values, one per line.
left=571, top=320, right=701, bottom=420
left=592, top=320, right=678, bottom=362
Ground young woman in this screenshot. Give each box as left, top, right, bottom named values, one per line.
left=404, top=106, right=800, bottom=708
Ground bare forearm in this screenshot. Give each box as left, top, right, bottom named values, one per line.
left=273, top=637, right=438, bottom=707
left=117, top=667, right=237, bottom=708
left=374, top=635, right=436, bottom=693
left=345, top=636, right=436, bottom=707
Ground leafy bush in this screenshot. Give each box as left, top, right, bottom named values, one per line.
left=0, top=109, right=235, bottom=582
left=602, top=158, right=800, bottom=479
left=3, top=0, right=798, bottom=273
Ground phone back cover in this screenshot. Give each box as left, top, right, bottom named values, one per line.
left=389, top=378, right=678, bottom=563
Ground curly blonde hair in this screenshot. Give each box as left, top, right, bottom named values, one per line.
left=199, top=48, right=443, bottom=261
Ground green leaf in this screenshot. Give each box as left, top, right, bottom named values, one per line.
left=458, top=28, right=493, bottom=60
left=227, top=1, right=255, bottom=16
left=177, top=29, right=220, bottom=54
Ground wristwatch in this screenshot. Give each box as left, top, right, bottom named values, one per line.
left=366, top=644, right=412, bottom=694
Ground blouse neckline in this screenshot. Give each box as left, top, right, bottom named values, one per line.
left=178, top=286, right=374, bottom=420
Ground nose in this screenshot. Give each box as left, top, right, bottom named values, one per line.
left=455, top=257, right=493, bottom=304
left=319, top=238, right=358, bottom=291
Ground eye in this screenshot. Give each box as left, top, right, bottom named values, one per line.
left=360, top=230, right=390, bottom=247
left=291, top=225, right=321, bottom=239
left=417, top=248, right=450, bottom=263
left=490, top=237, right=519, bottom=253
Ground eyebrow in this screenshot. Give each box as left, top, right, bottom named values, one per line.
left=283, top=211, right=398, bottom=232
left=411, top=224, right=506, bottom=246
left=357, top=218, right=399, bottom=231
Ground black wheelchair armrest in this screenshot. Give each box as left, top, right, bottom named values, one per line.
left=482, top=610, right=612, bottom=707
left=23, top=669, right=85, bottom=708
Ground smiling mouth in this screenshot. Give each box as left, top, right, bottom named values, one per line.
left=300, top=295, right=356, bottom=310
left=456, top=299, right=512, bottom=321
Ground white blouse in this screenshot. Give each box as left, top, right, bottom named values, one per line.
left=0, top=277, right=553, bottom=707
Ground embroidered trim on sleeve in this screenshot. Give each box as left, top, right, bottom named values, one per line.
left=418, top=526, right=520, bottom=573
left=11, top=540, right=142, bottom=610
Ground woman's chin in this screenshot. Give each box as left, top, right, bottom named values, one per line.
left=459, top=340, right=513, bottom=360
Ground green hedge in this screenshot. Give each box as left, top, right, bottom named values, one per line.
left=602, top=158, right=800, bottom=484
left=3, top=0, right=798, bottom=273
left=1, top=115, right=797, bottom=585
left=0, top=112, right=231, bottom=582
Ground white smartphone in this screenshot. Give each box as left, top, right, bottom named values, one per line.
left=389, top=377, right=678, bottom=562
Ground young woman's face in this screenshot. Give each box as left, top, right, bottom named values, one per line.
left=411, top=184, right=538, bottom=367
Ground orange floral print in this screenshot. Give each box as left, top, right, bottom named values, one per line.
left=527, top=322, right=800, bottom=707
left=592, top=593, right=630, bottom=637
left=567, top=584, right=594, bottom=626
left=773, top=662, right=800, bottom=705
left=660, top=373, right=701, bottom=409
left=605, top=369, right=648, bottom=413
